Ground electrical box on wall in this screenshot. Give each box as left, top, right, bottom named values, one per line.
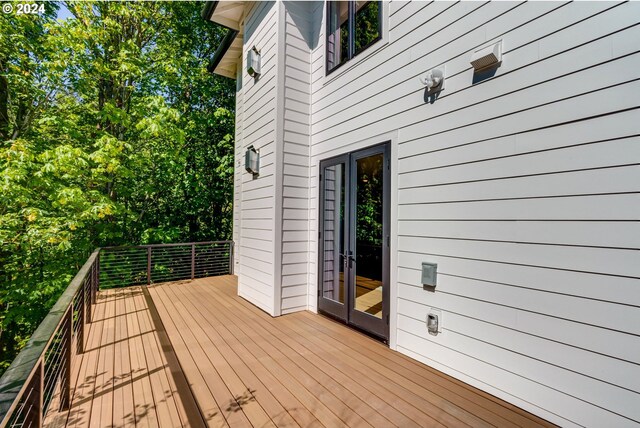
left=247, top=46, right=261, bottom=77
left=426, top=308, right=443, bottom=336
left=422, top=262, right=437, bottom=287
left=245, top=146, right=259, bottom=176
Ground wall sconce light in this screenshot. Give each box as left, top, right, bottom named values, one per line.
left=470, top=40, right=502, bottom=72
left=245, top=145, right=259, bottom=176
left=247, top=46, right=261, bottom=77
left=420, top=67, right=445, bottom=92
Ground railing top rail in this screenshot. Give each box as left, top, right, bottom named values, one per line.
left=101, top=240, right=233, bottom=251
left=0, top=249, right=100, bottom=427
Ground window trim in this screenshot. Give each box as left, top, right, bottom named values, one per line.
left=325, top=0, right=383, bottom=76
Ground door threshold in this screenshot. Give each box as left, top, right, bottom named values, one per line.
left=318, top=309, right=389, bottom=345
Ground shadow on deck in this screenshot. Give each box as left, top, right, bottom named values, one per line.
left=45, top=275, right=554, bottom=428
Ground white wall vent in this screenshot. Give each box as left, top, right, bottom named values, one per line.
left=470, top=41, right=502, bottom=72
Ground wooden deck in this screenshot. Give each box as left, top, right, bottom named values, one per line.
left=45, top=275, right=554, bottom=428
left=43, top=286, right=205, bottom=428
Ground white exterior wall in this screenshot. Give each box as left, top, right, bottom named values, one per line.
left=233, top=70, right=242, bottom=272
left=279, top=1, right=316, bottom=314
left=234, top=1, right=315, bottom=316
left=305, top=1, right=640, bottom=427
left=231, top=1, right=640, bottom=426
left=234, top=1, right=280, bottom=315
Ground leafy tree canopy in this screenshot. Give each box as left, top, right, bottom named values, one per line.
left=0, top=1, right=235, bottom=373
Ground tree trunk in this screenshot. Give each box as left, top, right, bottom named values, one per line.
left=0, top=61, right=8, bottom=141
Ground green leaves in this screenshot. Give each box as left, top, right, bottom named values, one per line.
left=0, top=1, right=235, bottom=373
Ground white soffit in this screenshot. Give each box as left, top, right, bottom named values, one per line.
left=206, top=1, right=245, bottom=31
left=207, top=1, right=246, bottom=79
left=216, top=32, right=243, bottom=79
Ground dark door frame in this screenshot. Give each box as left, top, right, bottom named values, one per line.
left=317, top=152, right=350, bottom=322
left=317, top=141, right=390, bottom=341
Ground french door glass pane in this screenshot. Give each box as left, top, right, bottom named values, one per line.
left=354, top=154, right=383, bottom=318
left=322, top=164, right=346, bottom=304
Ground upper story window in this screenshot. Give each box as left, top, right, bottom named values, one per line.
left=326, top=1, right=382, bottom=74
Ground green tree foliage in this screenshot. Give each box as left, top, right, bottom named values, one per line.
left=355, top=154, right=383, bottom=281
left=354, top=1, right=380, bottom=55
left=0, top=1, right=235, bottom=373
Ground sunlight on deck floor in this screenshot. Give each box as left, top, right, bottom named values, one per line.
left=45, top=275, right=554, bottom=428
left=44, top=286, right=204, bottom=428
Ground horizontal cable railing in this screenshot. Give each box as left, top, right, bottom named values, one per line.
left=99, top=241, right=234, bottom=288
left=0, top=250, right=99, bottom=428
left=0, top=240, right=234, bottom=427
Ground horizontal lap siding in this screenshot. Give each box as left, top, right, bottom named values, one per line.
left=234, top=73, right=243, bottom=278
left=307, top=3, right=325, bottom=313
left=308, top=1, right=640, bottom=426
left=236, top=1, right=279, bottom=315
left=280, top=1, right=314, bottom=314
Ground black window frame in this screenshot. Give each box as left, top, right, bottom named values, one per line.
left=325, top=0, right=382, bottom=75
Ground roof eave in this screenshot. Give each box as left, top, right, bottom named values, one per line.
left=201, top=1, right=244, bottom=79
left=207, top=28, right=239, bottom=78
left=201, top=1, right=218, bottom=22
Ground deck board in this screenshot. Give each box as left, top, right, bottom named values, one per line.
left=91, top=287, right=115, bottom=428
left=163, top=285, right=364, bottom=427
left=149, top=276, right=554, bottom=428
left=149, top=280, right=228, bottom=427
left=44, top=287, right=205, bottom=428
left=196, top=278, right=486, bottom=427
left=163, top=284, right=295, bottom=427
left=44, top=276, right=555, bottom=428
left=295, top=311, right=546, bottom=427
left=113, top=288, right=135, bottom=428
left=66, top=287, right=107, bottom=428
left=170, top=281, right=399, bottom=427
left=124, top=287, right=160, bottom=428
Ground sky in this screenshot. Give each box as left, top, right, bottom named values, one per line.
left=55, top=2, right=73, bottom=21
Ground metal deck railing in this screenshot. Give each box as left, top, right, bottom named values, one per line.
left=99, top=241, right=234, bottom=288
left=0, top=241, right=233, bottom=428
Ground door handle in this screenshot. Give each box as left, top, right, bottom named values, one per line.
left=340, top=252, right=355, bottom=268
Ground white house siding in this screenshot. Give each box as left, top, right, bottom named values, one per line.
left=279, top=1, right=316, bottom=314
left=233, top=69, right=242, bottom=277
left=303, top=1, right=640, bottom=427
left=234, top=1, right=280, bottom=315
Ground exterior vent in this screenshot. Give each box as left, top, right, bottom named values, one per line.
left=470, top=41, right=502, bottom=72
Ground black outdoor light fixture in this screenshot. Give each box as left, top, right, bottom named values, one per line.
left=247, top=46, right=261, bottom=77
left=245, top=145, right=259, bottom=177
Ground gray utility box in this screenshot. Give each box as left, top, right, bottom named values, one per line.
left=422, top=262, right=437, bottom=287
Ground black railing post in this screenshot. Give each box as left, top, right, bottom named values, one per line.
left=147, top=247, right=152, bottom=285
left=78, top=281, right=85, bottom=352
left=229, top=242, right=234, bottom=275
left=60, top=309, right=72, bottom=411
left=96, top=250, right=100, bottom=292
left=23, top=360, right=43, bottom=428
left=91, top=262, right=96, bottom=306
left=94, top=259, right=98, bottom=302
left=191, top=244, right=196, bottom=280
left=86, top=274, right=92, bottom=324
